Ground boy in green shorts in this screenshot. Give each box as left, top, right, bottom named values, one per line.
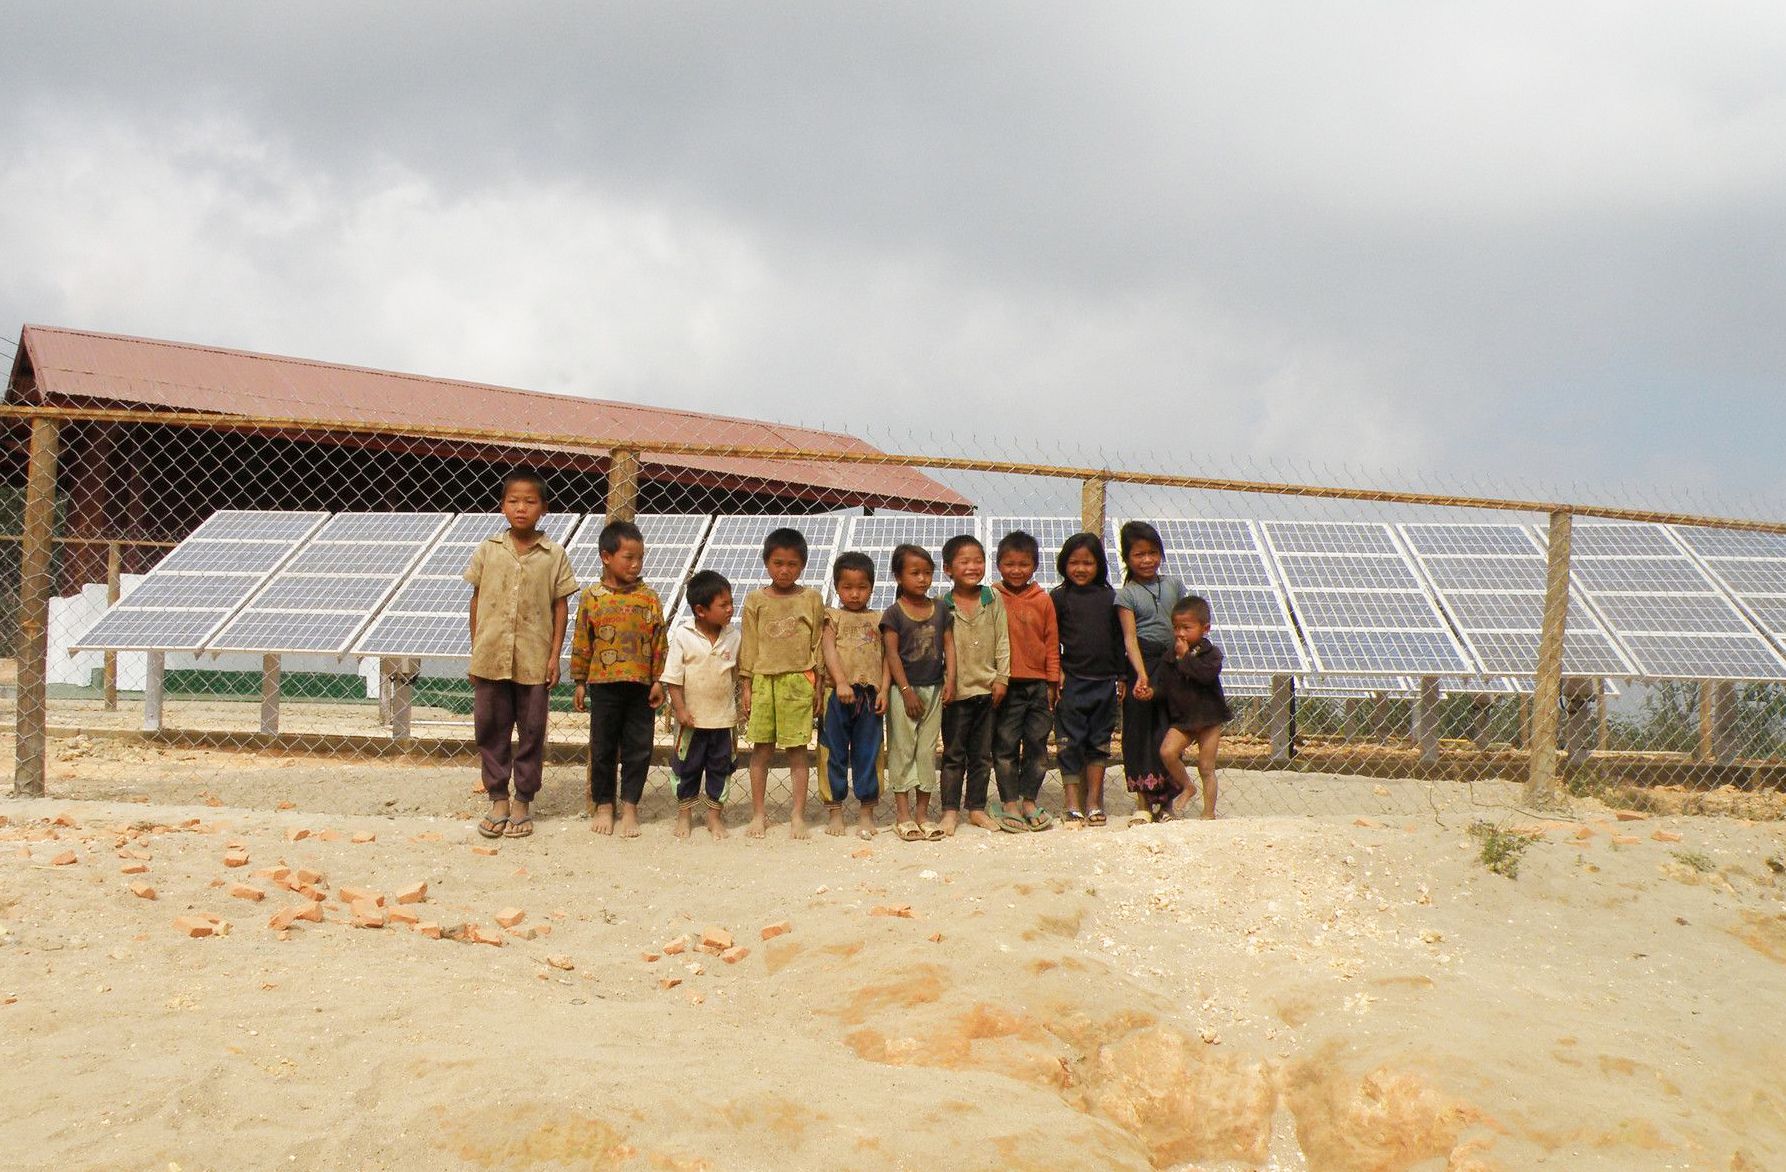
left=738, top=527, right=825, bottom=839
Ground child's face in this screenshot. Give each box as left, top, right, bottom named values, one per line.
left=1172, top=611, right=1211, bottom=644
left=946, top=544, right=986, bottom=590
left=764, top=547, right=806, bottom=591
left=997, top=549, right=1036, bottom=591
left=501, top=481, right=547, bottom=534
left=834, top=568, right=873, bottom=611
left=1125, top=539, right=1161, bottom=582
left=694, top=589, right=734, bottom=630
left=600, top=537, right=644, bottom=586
left=896, top=557, right=933, bottom=599
left=1064, top=547, right=1099, bottom=587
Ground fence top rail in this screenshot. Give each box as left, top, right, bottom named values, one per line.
left=5, top=402, right=1784, bottom=536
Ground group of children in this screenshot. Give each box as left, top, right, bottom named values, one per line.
left=465, top=470, right=1230, bottom=842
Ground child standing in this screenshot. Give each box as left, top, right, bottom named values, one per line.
left=1050, top=532, right=1123, bottom=826
left=992, top=530, right=1060, bottom=831
left=820, top=551, right=888, bottom=839
left=881, top=543, right=953, bottom=842
left=1115, top=520, right=1185, bottom=823
left=661, top=570, right=740, bottom=840
left=570, top=519, right=668, bottom=839
left=466, top=470, right=579, bottom=840
left=738, top=527, right=825, bottom=839
left=938, top=534, right=1009, bottom=836
left=1157, top=595, right=1232, bottom=821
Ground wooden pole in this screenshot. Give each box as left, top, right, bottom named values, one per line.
left=1696, top=680, right=1715, bottom=762
left=1080, top=475, right=1107, bottom=536
left=1526, top=509, right=1571, bottom=800
left=103, top=542, right=122, bottom=710
left=1267, top=674, right=1295, bottom=764
left=260, top=654, right=282, bottom=735
left=13, top=418, right=60, bottom=797
left=606, top=447, right=640, bottom=524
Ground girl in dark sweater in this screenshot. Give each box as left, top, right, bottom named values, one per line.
left=1049, top=533, right=1124, bottom=825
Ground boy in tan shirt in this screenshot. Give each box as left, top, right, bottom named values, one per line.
left=738, top=527, right=825, bottom=839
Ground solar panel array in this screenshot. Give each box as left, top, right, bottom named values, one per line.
left=682, top=514, right=849, bottom=620
left=70, top=510, right=328, bottom=651
left=1136, top=518, right=1309, bottom=674
left=1400, top=522, right=1636, bottom=678
left=1261, top=521, right=1473, bottom=676
left=844, top=514, right=980, bottom=612
left=208, top=513, right=450, bottom=654
left=1671, top=525, right=1786, bottom=654
left=1557, top=523, right=1786, bottom=680
left=353, top=513, right=582, bottom=659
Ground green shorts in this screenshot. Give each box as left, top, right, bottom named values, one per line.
left=748, top=671, right=815, bottom=749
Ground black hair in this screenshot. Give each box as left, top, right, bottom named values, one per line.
left=762, top=527, right=808, bottom=565
left=1056, top=532, right=1110, bottom=588
left=832, top=551, right=875, bottom=586
left=996, top=530, right=1040, bottom=564
left=890, top=543, right=934, bottom=576
left=1173, top=594, right=1212, bottom=625
left=941, top=533, right=984, bottom=567
left=500, top=469, right=548, bottom=503
left=1118, top=520, right=1165, bottom=582
left=685, top=570, right=732, bottom=612
left=598, top=519, right=643, bottom=555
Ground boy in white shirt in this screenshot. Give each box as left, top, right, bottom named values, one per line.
left=661, top=570, right=741, bottom=839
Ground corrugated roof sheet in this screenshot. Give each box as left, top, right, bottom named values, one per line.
left=10, top=325, right=970, bottom=513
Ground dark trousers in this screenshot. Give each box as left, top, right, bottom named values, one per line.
left=820, top=685, right=882, bottom=803
left=1055, top=675, right=1117, bottom=776
left=993, top=679, right=1052, bottom=805
left=473, top=677, right=550, bottom=801
left=1122, top=640, right=1170, bottom=792
left=672, top=726, right=734, bottom=806
left=587, top=681, right=654, bottom=807
left=940, top=693, right=995, bottom=811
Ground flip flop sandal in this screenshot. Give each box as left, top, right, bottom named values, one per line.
left=922, top=821, right=945, bottom=841
left=476, top=814, right=509, bottom=839
left=994, top=811, right=1029, bottom=834
left=1062, top=809, right=1087, bottom=826
left=896, top=821, right=924, bottom=842
left=1086, top=809, right=1107, bottom=827
left=503, top=817, right=534, bottom=838
left=1128, top=809, right=1153, bottom=827
left=1024, top=808, right=1054, bottom=831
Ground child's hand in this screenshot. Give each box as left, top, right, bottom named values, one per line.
left=874, top=690, right=887, bottom=715
left=572, top=684, right=587, bottom=713
left=1047, top=681, right=1061, bottom=710
left=1174, top=633, right=1191, bottom=658
left=739, top=687, right=752, bottom=721
left=1133, top=676, right=1153, bottom=701
left=901, top=687, right=923, bottom=720
left=1115, top=681, right=1126, bottom=702
left=672, top=703, right=693, bottom=728
left=545, top=662, right=561, bottom=689
left=813, top=686, right=825, bottom=716
left=990, top=682, right=1007, bottom=708
left=648, top=682, right=665, bottom=709
left=941, top=680, right=955, bottom=705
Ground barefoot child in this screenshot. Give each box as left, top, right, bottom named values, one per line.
left=881, top=543, right=953, bottom=841
left=466, top=470, right=579, bottom=840
left=1157, top=595, right=1231, bottom=820
left=820, top=551, right=888, bottom=839
left=738, top=527, right=825, bottom=839
left=938, top=534, right=1009, bottom=836
left=570, top=520, right=667, bottom=839
left=1050, top=532, right=1122, bottom=826
left=661, top=570, right=740, bottom=840
left=992, top=530, right=1059, bottom=832
left=1115, top=520, right=1184, bottom=824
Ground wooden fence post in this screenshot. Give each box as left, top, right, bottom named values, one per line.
left=1527, top=508, right=1571, bottom=800
left=13, top=418, right=60, bottom=797
left=1080, top=475, right=1107, bottom=536
left=606, top=447, right=640, bottom=524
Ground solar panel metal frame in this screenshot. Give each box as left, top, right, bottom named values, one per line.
left=1548, top=522, right=1786, bottom=681
left=69, top=510, right=329, bottom=652
left=1398, top=522, right=1638, bottom=680
left=1671, top=524, right=1786, bottom=658
left=680, top=513, right=848, bottom=623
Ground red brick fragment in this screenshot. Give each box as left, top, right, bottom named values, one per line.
left=640, top=952, right=660, bottom=963
left=339, top=886, right=383, bottom=907
left=120, top=862, right=149, bottom=875
left=223, top=849, right=250, bottom=868
left=294, top=868, right=325, bottom=886
left=275, top=801, right=296, bottom=811
left=470, top=845, right=499, bottom=857
left=663, top=937, right=687, bottom=956
left=1615, top=810, right=1649, bottom=822
left=50, top=850, right=77, bottom=866
left=1651, top=829, right=1683, bottom=843
left=659, top=976, right=682, bottom=990
left=254, top=865, right=291, bottom=883
left=395, top=881, right=428, bottom=905
left=229, top=884, right=265, bottom=902
left=701, top=926, right=733, bottom=951
left=285, top=828, right=310, bottom=842
left=760, top=921, right=792, bottom=940
left=418, top=922, right=442, bottom=939
left=870, top=905, right=915, bottom=919
left=495, top=907, right=526, bottom=929
left=721, top=946, right=750, bottom=964
left=546, top=955, right=575, bottom=971
left=351, top=900, right=386, bottom=928
left=129, top=882, right=157, bottom=901
left=386, top=906, right=419, bottom=926
left=174, top=916, right=216, bottom=937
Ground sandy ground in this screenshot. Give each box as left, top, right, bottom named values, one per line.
left=3, top=734, right=1785, bottom=1171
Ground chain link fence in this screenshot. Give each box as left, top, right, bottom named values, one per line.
left=7, top=400, right=1786, bottom=844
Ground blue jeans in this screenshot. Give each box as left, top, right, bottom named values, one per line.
left=820, top=685, right=882, bottom=803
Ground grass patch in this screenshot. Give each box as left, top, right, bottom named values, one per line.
left=1670, top=849, right=1714, bottom=873
left=1468, top=820, right=1539, bottom=879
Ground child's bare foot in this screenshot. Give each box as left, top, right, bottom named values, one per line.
left=1170, top=788, right=1197, bottom=818
left=592, top=804, right=615, bottom=835
left=967, top=809, right=998, bottom=832
left=940, top=810, right=959, bottom=837
left=706, top=805, right=729, bottom=839
left=1201, top=804, right=1218, bottom=820
left=618, top=804, right=641, bottom=838
left=789, top=815, right=810, bottom=840
left=674, top=806, right=693, bottom=838
left=746, top=813, right=767, bottom=838
left=825, top=806, right=847, bottom=837
left=856, top=806, right=877, bottom=839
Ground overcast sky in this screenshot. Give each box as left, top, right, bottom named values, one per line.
left=4, top=3, right=1785, bottom=518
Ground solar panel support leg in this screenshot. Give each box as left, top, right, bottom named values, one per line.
left=12, top=417, right=59, bottom=798
left=1468, top=695, right=1495, bottom=751
left=1700, top=680, right=1738, bottom=764
left=387, top=658, right=417, bottom=740
left=103, top=542, right=122, bottom=711
left=1526, top=508, right=1571, bottom=802
left=1267, top=674, right=1295, bottom=764
left=143, top=652, right=165, bottom=733
left=1561, top=677, right=1596, bottom=773
left=1413, top=676, right=1441, bottom=767
left=260, top=654, right=282, bottom=735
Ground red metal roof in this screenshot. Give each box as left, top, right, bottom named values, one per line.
left=9, top=325, right=971, bottom=513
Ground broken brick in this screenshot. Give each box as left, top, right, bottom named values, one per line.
left=850, top=847, right=873, bottom=859
left=50, top=851, right=77, bottom=866
left=760, top=921, right=792, bottom=940
left=640, top=952, right=660, bottom=963
left=339, top=886, right=383, bottom=907
left=1615, top=810, right=1649, bottom=822
left=120, top=862, right=149, bottom=875
left=229, top=884, right=265, bottom=902
left=223, top=849, right=250, bottom=868
left=1651, top=829, right=1683, bottom=843
left=662, top=937, right=687, bottom=956
left=927, top=932, right=943, bottom=943
left=394, top=881, right=428, bottom=905
left=386, top=906, right=420, bottom=926
left=418, top=922, right=442, bottom=939
left=294, top=868, right=325, bottom=886
left=351, top=900, right=386, bottom=928
left=290, top=902, right=323, bottom=924
left=254, top=865, right=291, bottom=883
left=546, top=954, right=575, bottom=971
left=700, top=926, right=733, bottom=951
left=275, top=801, right=296, bottom=811
left=495, top=907, right=526, bottom=929
left=1611, top=834, right=1642, bottom=846
left=870, top=905, right=915, bottom=919
left=721, top=946, right=750, bottom=965
left=470, top=845, right=499, bottom=857
left=268, top=906, right=302, bottom=931
left=285, top=828, right=310, bottom=842
left=467, top=924, right=504, bottom=947
left=350, top=832, right=376, bottom=844
left=510, top=925, right=547, bottom=940
left=659, top=977, right=682, bottom=991
left=174, top=916, right=219, bottom=938
left=129, top=882, right=157, bottom=901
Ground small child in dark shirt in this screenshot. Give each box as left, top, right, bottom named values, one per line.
left=1157, top=595, right=1232, bottom=821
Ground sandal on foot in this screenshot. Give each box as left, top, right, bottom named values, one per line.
left=1086, top=808, right=1107, bottom=827
left=476, top=814, right=509, bottom=839
left=503, top=817, right=534, bottom=838
left=921, top=821, right=945, bottom=841
left=1024, top=808, right=1054, bottom=831
left=1063, top=809, right=1087, bottom=826
left=896, top=821, right=924, bottom=842
left=994, top=810, right=1029, bottom=834
left=1128, top=809, right=1153, bottom=827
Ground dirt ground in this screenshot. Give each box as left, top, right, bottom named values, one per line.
left=3, top=732, right=1785, bottom=1171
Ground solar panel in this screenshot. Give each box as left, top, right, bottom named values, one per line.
left=1263, top=521, right=1471, bottom=676
left=211, top=512, right=450, bottom=654
left=680, top=514, right=848, bottom=621
left=983, top=517, right=1121, bottom=593
left=1672, top=528, right=1786, bottom=560
left=1553, top=522, right=1786, bottom=680
left=840, top=514, right=979, bottom=603
left=1671, top=524, right=1786, bottom=654
left=1399, top=522, right=1636, bottom=681
left=70, top=510, right=328, bottom=651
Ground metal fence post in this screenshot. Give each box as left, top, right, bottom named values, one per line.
left=1527, top=508, right=1571, bottom=800
left=13, top=418, right=60, bottom=797
left=1080, top=474, right=1107, bottom=536
left=606, top=446, right=640, bottom=523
